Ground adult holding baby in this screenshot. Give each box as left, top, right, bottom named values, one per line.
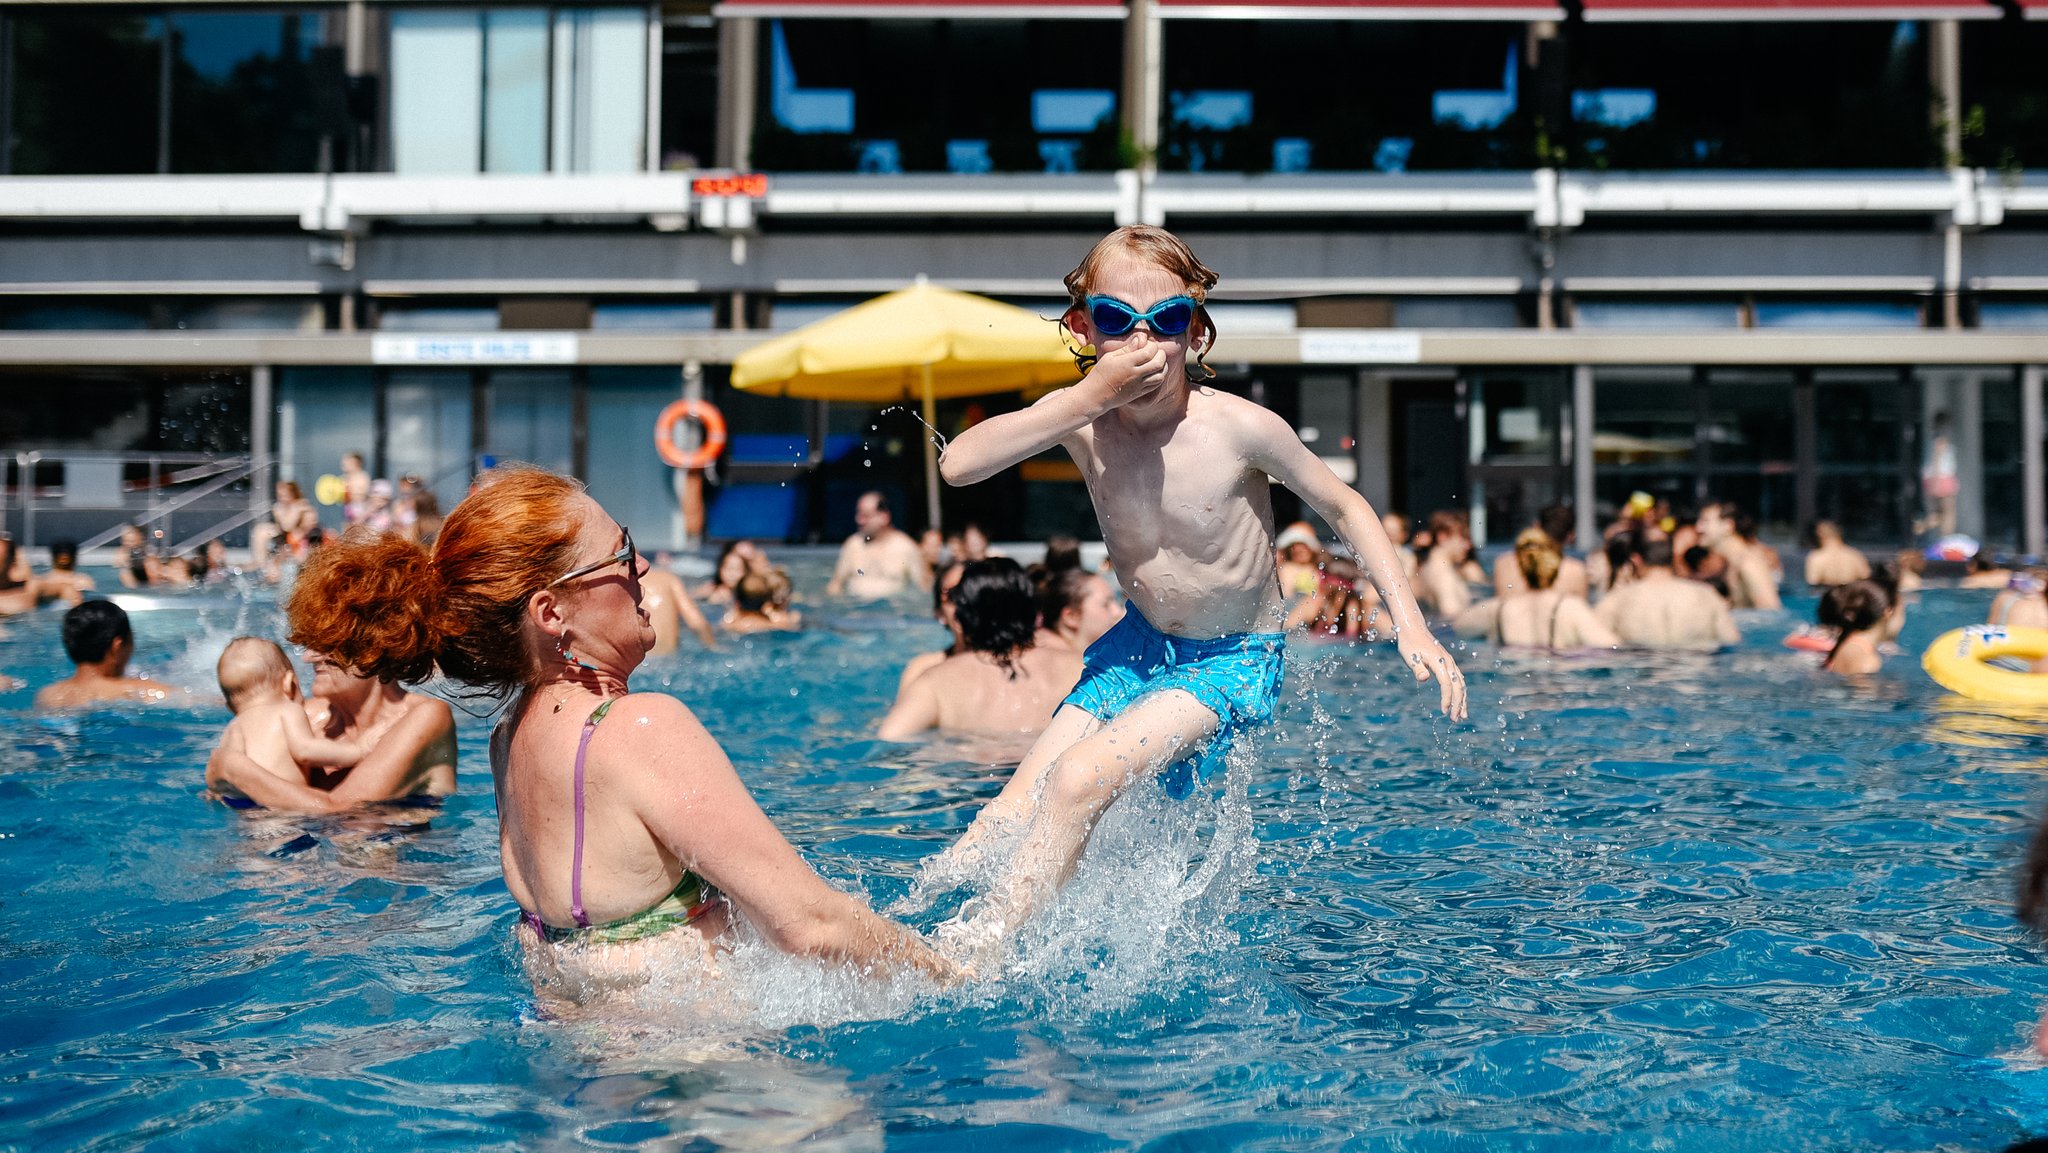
left=260, top=464, right=949, bottom=985
left=204, top=554, right=459, bottom=811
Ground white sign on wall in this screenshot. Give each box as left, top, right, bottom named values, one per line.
left=1298, top=330, right=1422, bottom=365
left=371, top=333, right=580, bottom=366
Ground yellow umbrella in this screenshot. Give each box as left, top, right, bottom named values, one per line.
left=731, top=279, right=1079, bottom=528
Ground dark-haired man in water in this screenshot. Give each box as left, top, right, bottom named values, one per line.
left=34, top=600, right=170, bottom=709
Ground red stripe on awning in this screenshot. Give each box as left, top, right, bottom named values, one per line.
left=2022, top=0, right=2048, bottom=18
left=1583, top=0, right=1996, bottom=18
left=1157, top=0, right=1563, bottom=15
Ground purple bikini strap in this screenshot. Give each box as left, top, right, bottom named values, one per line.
left=568, top=702, right=611, bottom=928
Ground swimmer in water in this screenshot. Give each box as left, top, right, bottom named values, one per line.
left=1594, top=534, right=1740, bottom=651
left=0, top=538, right=38, bottom=616
left=1457, top=528, right=1617, bottom=651
left=879, top=559, right=1083, bottom=741
left=638, top=555, right=717, bottom=654
left=34, top=600, right=170, bottom=709
left=1032, top=565, right=1124, bottom=656
left=917, top=225, right=1463, bottom=958
left=1491, top=504, right=1589, bottom=600
left=724, top=569, right=801, bottom=635
left=827, top=492, right=932, bottom=600
left=1816, top=579, right=1898, bottom=676
left=1803, top=519, right=1872, bottom=589
left=207, top=637, right=368, bottom=803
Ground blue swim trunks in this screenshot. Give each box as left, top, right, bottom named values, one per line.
left=1062, top=608, right=1287, bottom=800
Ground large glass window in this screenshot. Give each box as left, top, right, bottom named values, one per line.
left=659, top=15, right=718, bottom=169
left=389, top=7, right=647, bottom=175
left=278, top=367, right=376, bottom=531
left=486, top=370, right=575, bottom=476
left=1160, top=23, right=1530, bottom=173
left=1565, top=25, right=1934, bottom=169
left=1593, top=367, right=1697, bottom=519
left=1466, top=370, right=1569, bottom=545
left=3, top=9, right=350, bottom=175
left=1961, top=24, right=2048, bottom=171
left=1815, top=368, right=1907, bottom=542
left=386, top=371, right=475, bottom=513
left=755, top=19, right=1124, bottom=173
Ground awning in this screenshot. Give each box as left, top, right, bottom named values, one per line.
left=714, top=0, right=1124, bottom=16
left=2023, top=0, right=2048, bottom=18
left=1158, top=0, right=1563, bottom=18
left=1582, top=0, right=1995, bottom=19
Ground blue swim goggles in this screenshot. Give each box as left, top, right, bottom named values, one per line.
left=1083, top=294, right=1198, bottom=338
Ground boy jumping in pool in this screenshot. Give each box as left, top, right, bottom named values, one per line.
left=924, top=225, right=1466, bottom=956
left=207, top=637, right=367, bottom=803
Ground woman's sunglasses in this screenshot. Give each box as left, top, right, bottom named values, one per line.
left=549, top=526, right=636, bottom=588
left=1083, top=294, right=1197, bottom=338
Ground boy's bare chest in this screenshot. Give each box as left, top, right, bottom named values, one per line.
left=1077, top=425, right=1261, bottom=541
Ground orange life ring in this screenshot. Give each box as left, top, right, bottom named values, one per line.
left=655, top=400, right=726, bottom=470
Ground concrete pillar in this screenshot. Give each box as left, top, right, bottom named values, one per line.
left=1956, top=370, right=1984, bottom=539
left=1353, top=372, right=1392, bottom=514
left=644, top=6, right=663, bottom=172
left=1930, top=19, right=1962, bottom=165
left=1572, top=364, right=1595, bottom=548
left=250, top=365, right=274, bottom=531
left=1122, top=0, right=1160, bottom=167
left=1942, top=222, right=1963, bottom=330
left=2024, top=365, right=2044, bottom=557
left=715, top=17, right=757, bottom=170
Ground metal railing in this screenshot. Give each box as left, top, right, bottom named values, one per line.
left=4, top=451, right=263, bottom=557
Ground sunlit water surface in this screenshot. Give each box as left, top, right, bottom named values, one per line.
left=5, top=564, right=2048, bottom=1151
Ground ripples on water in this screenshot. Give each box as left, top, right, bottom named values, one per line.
left=5, top=576, right=2048, bottom=1150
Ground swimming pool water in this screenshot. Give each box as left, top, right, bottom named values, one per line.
left=5, top=566, right=2048, bottom=1151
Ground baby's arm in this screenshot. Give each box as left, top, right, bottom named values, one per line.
left=1244, top=403, right=1468, bottom=720
left=279, top=706, right=367, bottom=769
left=939, top=344, right=1167, bottom=485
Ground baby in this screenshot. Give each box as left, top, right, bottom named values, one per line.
left=208, top=637, right=366, bottom=802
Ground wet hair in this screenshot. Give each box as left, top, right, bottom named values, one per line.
left=1819, top=579, right=1891, bottom=669
left=50, top=540, right=78, bottom=569
left=1034, top=565, right=1097, bottom=633
left=1734, top=509, right=1760, bottom=542
left=62, top=599, right=131, bottom=665
left=735, top=570, right=778, bottom=613
left=950, top=558, right=1037, bottom=677
left=1061, top=225, right=1220, bottom=377
left=1042, top=534, right=1083, bottom=574
left=932, top=560, right=964, bottom=620
left=1515, top=527, right=1562, bottom=591
left=1633, top=535, right=1676, bottom=569
left=1537, top=504, right=1575, bottom=547
left=278, top=480, right=304, bottom=501
left=1604, top=531, right=1636, bottom=590
left=283, top=464, right=587, bottom=693
left=217, top=636, right=294, bottom=712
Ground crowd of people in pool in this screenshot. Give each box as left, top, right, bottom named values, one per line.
left=9, top=223, right=2047, bottom=1009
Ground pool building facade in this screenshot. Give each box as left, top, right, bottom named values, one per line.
left=2, top=1, right=2048, bottom=551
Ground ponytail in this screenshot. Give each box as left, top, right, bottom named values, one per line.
left=283, top=465, right=588, bottom=694
left=286, top=528, right=448, bottom=684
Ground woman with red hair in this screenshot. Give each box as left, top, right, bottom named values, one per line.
left=251, top=464, right=950, bottom=987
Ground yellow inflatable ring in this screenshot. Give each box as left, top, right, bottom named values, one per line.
left=1922, top=625, right=2048, bottom=704
left=313, top=474, right=348, bottom=506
